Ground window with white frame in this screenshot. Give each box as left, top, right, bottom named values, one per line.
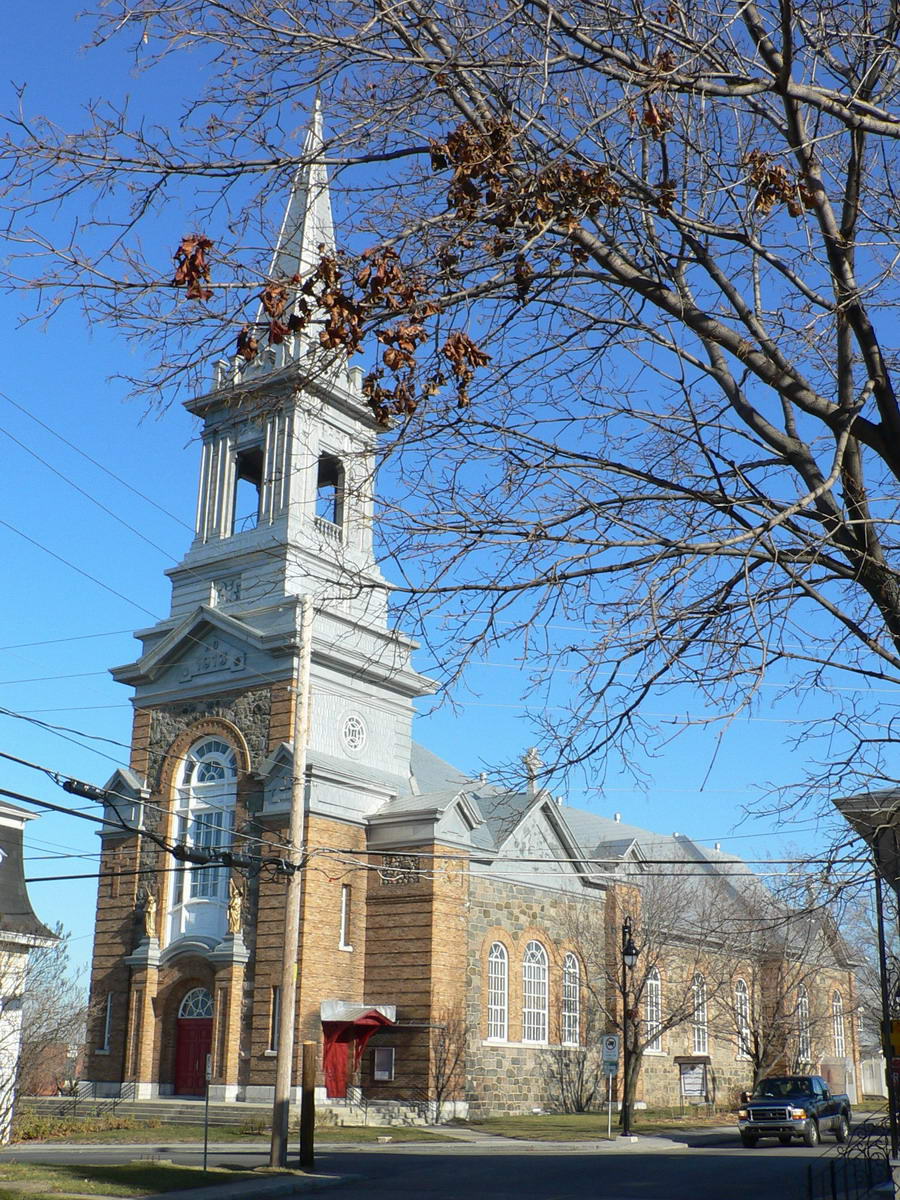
left=268, top=986, right=281, bottom=1053
left=98, top=993, right=113, bottom=1052
left=522, top=941, right=549, bottom=1043
left=167, top=738, right=237, bottom=945
left=178, top=987, right=214, bottom=1020
left=562, top=953, right=580, bottom=1046
left=692, top=973, right=708, bottom=1055
left=339, top=884, right=352, bottom=950
left=735, top=978, right=751, bottom=1057
left=645, top=967, right=662, bottom=1052
left=798, top=986, right=812, bottom=1062
left=833, top=991, right=846, bottom=1058
left=373, top=1046, right=395, bottom=1081
left=487, top=942, right=508, bottom=1041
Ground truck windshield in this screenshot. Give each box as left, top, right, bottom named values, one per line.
left=752, top=1078, right=814, bottom=1099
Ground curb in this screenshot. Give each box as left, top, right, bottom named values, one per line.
left=146, top=1171, right=353, bottom=1200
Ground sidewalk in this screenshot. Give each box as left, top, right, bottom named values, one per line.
left=146, top=1172, right=348, bottom=1200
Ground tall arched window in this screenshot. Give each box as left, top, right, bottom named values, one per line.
left=833, top=991, right=846, bottom=1058
left=167, top=738, right=237, bottom=944
left=645, top=967, right=662, bottom=1052
left=798, top=986, right=812, bottom=1062
left=562, top=953, right=580, bottom=1046
left=487, top=942, right=509, bottom=1041
left=522, top=941, right=549, bottom=1043
left=692, top=973, right=708, bottom=1055
left=315, top=453, right=344, bottom=528
left=735, top=978, right=751, bottom=1057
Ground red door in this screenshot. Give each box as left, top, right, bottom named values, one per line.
left=174, top=1017, right=212, bottom=1095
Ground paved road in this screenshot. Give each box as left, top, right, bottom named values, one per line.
left=0, top=1129, right=832, bottom=1200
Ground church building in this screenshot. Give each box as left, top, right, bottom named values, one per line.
left=83, top=109, right=861, bottom=1117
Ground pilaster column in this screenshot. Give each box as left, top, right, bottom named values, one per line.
left=209, top=933, right=250, bottom=1101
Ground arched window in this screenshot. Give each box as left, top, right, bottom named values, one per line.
left=315, top=453, right=344, bottom=528
left=735, top=978, right=751, bottom=1057
left=645, top=967, right=662, bottom=1052
left=522, top=941, right=549, bottom=1043
left=562, top=953, right=580, bottom=1046
left=167, top=738, right=237, bottom=945
left=692, top=973, right=708, bottom=1055
left=798, top=986, right=812, bottom=1062
left=178, top=988, right=214, bottom=1019
left=487, top=943, right=508, bottom=1041
left=232, top=444, right=264, bottom=533
left=833, top=991, right=846, bottom=1058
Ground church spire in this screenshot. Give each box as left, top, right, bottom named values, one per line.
left=270, top=96, right=335, bottom=288
left=218, top=99, right=341, bottom=386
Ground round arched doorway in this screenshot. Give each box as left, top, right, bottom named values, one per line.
left=174, top=987, right=213, bottom=1096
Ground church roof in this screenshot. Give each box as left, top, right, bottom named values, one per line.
left=409, top=743, right=473, bottom=795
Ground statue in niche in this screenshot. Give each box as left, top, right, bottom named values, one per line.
left=140, top=888, right=157, bottom=938
left=227, top=877, right=244, bottom=935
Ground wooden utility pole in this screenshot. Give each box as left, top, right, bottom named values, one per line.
left=299, top=1040, right=317, bottom=1170
left=269, top=594, right=313, bottom=1168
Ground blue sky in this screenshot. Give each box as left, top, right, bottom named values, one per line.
left=0, top=7, right=862, bottom=983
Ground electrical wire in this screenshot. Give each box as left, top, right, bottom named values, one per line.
left=0, top=519, right=160, bottom=621
left=0, top=629, right=134, bottom=652
left=0, top=390, right=192, bottom=530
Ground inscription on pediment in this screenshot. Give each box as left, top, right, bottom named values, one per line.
left=178, top=636, right=246, bottom=682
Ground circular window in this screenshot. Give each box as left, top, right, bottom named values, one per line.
left=341, top=713, right=367, bottom=754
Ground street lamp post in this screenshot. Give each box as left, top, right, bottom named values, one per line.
left=620, top=916, right=640, bottom=1138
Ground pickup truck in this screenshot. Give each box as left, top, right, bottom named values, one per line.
left=737, top=1075, right=851, bottom=1147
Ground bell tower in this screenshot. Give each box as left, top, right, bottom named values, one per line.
left=87, top=103, right=434, bottom=1104
left=112, top=102, right=434, bottom=816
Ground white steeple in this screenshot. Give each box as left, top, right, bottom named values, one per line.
left=215, top=99, right=346, bottom=386
left=269, top=96, right=336, bottom=290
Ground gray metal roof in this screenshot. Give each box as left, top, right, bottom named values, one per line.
left=409, top=743, right=473, bottom=795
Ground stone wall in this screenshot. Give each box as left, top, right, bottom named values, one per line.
left=465, top=874, right=595, bottom=1116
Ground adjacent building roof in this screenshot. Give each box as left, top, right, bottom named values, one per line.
left=0, top=801, right=56, bottom=943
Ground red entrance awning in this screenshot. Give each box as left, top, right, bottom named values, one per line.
left=321, top=1007, right=395, bottom=1099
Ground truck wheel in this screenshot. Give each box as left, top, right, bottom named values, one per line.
left=834, top=1115, right=849, bottom=1143
left=778, top=1134, right=792, bottom=1145
left=740, top=1131, right=758, bottom=1148
left=802, top=1120, right=820, bottom=1148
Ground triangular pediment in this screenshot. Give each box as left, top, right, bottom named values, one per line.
left=111, top=605, right=288, bottom=689
left=487, top=797, right=601, bottom=892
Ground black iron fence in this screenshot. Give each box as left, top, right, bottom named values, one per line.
left=806, top=1107, right=894, bottom=1200
left=806, top=1154, right=892, bottom=1200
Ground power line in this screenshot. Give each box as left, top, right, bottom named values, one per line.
left=0, top=672, right=108, bottom=687
left=0, top=421, right=182, bottom=562
left=0, top=630, right=133, bottom=652
left=0, top=519, right=160, bottom=621
left=0, top=746, right=296, bottom=861
left=0, top=390, right=192, bottom=531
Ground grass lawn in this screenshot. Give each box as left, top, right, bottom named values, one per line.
left=0, top=1160, right=298, bottom=1197
left=12, top=1118, right=455, bottom=1146
left=464, top=1109, right=736, bottom=1140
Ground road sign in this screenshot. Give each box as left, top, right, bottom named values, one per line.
left=601, top=1033, right=619, bottom=1069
